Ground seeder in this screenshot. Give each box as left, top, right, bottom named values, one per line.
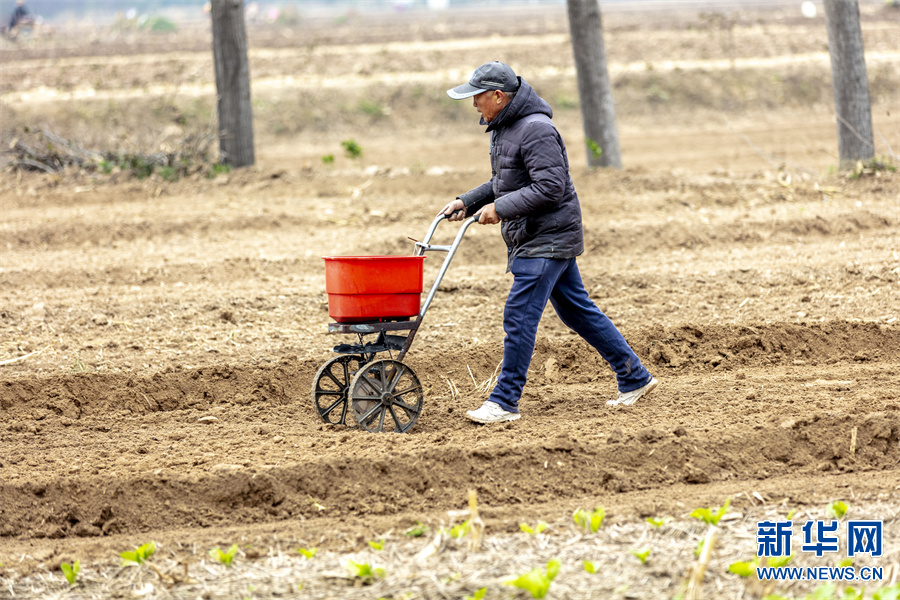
left=311, top=213, right=480, bottom=433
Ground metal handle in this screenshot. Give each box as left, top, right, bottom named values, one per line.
left=416, top=213, right=480, bottom=319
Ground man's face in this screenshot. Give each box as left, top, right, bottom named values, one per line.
left=473, top=90, right=506, bottom=123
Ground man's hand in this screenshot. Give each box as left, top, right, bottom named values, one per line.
left=475, top=203, right=500, bottom=225
left=440, top=199, right=466, bottom=221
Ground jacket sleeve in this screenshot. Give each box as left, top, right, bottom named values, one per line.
left=493, top=121, right=567, bottom=220
left=458, top=181, right=495, bottom=216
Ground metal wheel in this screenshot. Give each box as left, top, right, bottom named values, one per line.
left=311, top=355, right=366, bottom=426
left=348, top=359, right=423, bottom=433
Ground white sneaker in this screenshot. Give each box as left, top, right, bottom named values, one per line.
left=607, top=377, right=658, bottom=407
left=466, top=401, right=520, bottom=424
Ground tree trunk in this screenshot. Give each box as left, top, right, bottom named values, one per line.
left=823, top=0, right=874, bottom=170
left=211, top=0, right=255, bottom=168
left=566, top=0, right=621, bottom=169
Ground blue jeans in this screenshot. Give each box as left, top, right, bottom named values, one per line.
left=488, top=256, right=653, bottom=413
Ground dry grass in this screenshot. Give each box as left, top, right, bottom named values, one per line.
left=3, top=503, right=898, bottom=600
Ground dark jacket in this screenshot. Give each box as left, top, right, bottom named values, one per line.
left=9, top=5, right=28, bottom=28
left=458, top=78, right=584, bottom=266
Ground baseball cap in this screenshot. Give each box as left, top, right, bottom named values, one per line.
left=447, top=61, right=519, bottom=100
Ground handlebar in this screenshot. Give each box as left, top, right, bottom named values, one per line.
left=415, top=212, right=481, bottom=318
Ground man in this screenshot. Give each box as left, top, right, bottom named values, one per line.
left=440, top=61, right=658, bottom=424
left=8, top=0, right=29, bottom=30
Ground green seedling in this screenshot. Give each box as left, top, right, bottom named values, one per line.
left=505, top=559, right=561, bottom=599
left=689, top=498, right=730, bottom=526
left=840, top=587, right=864, bottom=600
left=729, top=558, right=758, bottom=578
left=786, top=509, right=798, bottom=520
left=770, top=553, right=795, bottom=568
left=464, top=588, right=487, bottom=600
left=827, top=501, right=848, bottom=519
left=297, top=547, right=317, bottom=559
left=694, top=538, right=705, bottom=557
left=806, top=583, right=836, bottom=600
left=404, top=521, right=428, bottom=537
left=520, top=521, right=548, bottom=535
left=646, top=517, right=670, bottom=528
left=583, top=560, right=600, bottom=574
left=61, top=560, right=80, bottom=585
left=321, top=154, right=334, bottom=164
left=730, top=553, right=794, bottom=577
left=120, top=541, right=156, bottom=566
left=341, top=139, right=363, bottom=159
left=209, top=544, right=238, bottom=566
left=208, top=163, right=231, bottom=178
left=449, top=520, right=471, bottom=539
left=631, top=548, right=651, bottom=564
left=368, top=538, right=385, bottom=551
left=838, top=558, right=853, bottom=567
left=573, top=507, right=605, bottom=533
left=346, top=560, right=385, bottom=584
left=874, top=583, right=900, bottom=600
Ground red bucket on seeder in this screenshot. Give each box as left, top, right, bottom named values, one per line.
left=323, top=256, right=426, bottom=323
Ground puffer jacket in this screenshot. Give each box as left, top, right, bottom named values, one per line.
left=458, top=78, right=584, bottom=266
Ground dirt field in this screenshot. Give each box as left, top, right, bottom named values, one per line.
left=1, top=3, right=899, bottom=599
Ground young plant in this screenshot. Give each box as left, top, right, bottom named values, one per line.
left=61, top=560, right=80, bottom=586
left=368, top=538, right=385, bottom=551
left=341, top=139, right=363, bottom=159
left=840, top=587, right=864, bottom=600
left=505, top=559, right=561, bottom=599
left=728, top=558, right=758, bottom=578
left=209, top=544, right=239, bottom=566
left=208, top=163, right=230, bottom=178
left=573, top=507, right=605, bottom=533
left=770, top=554, right=795, bottom=568
left=404, top=521, right=428, bottom=537
left=297, top=547, right=317, bottom=559
left=520, top=521, right=548, bottom=535
left=827, top=501, right=848, bottom=519
left=807, top=583, right=837, bottom=600
left=646, top=517, right=670, bottom=528
left=873, top=583, right=900, bottom=600
left=689, top=498, right=730, bottom=526
left=583, top=560, right=600, bottom=574
left=631, top=548, right=651, bottom=564
left=346, top=560, right=385, bottom=584
left=730, top=553, right=794, bottom=577
left=120, top=541, right=156, bottom=566
left=464, top=588, right=487, bottom=600
left=449, top=520, right=471, bottom=539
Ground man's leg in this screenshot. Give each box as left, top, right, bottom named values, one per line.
left=483, top=257, right=569, bottom=413
left=548, top=259, right=652, bottom=393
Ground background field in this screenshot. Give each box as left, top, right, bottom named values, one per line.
left=1, top=2, right=899, bottom=598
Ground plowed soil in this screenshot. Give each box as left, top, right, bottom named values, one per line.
left=1, top=3, right=899, bottom=598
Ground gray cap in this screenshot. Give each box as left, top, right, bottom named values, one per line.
left=447, top=61, right=519, bottom=100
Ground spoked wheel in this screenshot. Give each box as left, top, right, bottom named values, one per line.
left=311, top=355, right=366, bottom=426
left=349, top=359, right=423, bottom=433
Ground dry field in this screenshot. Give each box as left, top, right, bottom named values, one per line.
left=1, top=3, right=899, bottom=599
